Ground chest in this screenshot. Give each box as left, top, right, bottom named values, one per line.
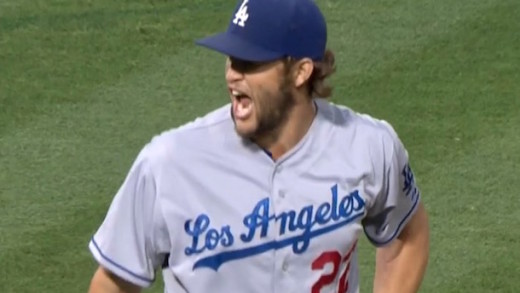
left=157, top=150, right=379, bottom=271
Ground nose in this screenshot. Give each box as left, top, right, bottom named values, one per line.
left=225, top=59, right=244, bottom=83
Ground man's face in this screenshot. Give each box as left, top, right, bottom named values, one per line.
left=225, top=57, right=295, bottom=140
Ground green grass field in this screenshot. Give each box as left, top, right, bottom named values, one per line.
left=1, top=0, right=519, bottom=292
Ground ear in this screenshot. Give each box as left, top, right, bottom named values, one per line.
left=293, top=58, right=314, bottom=88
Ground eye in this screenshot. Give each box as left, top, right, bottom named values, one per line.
left=229, top=57, right=265, bottom=73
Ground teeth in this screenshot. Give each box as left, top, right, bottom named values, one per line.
left=232, top=90, right=243, bottom=97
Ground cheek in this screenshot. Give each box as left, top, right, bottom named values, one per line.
left=251, top=87, right=274, bottom=113
left=246, top=69, right=285, bottom=110
left=253, top=81, right=279, bottom=101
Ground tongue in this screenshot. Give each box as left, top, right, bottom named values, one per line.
left=234, top=97, right=253, bottom=119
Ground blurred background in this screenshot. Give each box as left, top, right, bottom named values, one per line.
left=1, top=0, right=519, bottom=292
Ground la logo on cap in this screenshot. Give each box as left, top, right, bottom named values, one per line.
left=233, top=0, right=249, bottom=27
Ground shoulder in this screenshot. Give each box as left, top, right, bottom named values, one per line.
left=315, top=99, right=408, bottom=175
left=135, top=103, right=234, bottom=168
left=317, top=99, right=402, bottom=150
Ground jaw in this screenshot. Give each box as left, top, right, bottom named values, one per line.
left=233, top=112, right=285, bottom=150
left=232, top=113, right=258, bottom=138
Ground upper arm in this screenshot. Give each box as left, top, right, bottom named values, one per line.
left=89, top=266, right=142, bottom=293
left=362, top=121, right=422, bottom=247
left=88, top=143, right=170, bottom=289
left=398, top=200, right=429, bottom=241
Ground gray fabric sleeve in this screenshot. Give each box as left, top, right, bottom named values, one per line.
left=363, top=122, right=421, bottom=247
left=88, top=145, right=167, bottom=287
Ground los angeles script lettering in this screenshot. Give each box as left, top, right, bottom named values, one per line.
left=184, top=184, right=365, bottom=262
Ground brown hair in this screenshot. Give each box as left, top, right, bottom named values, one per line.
left=308, top=49, right=336, bottom=98
left=284, top=49, right=336, bottom=99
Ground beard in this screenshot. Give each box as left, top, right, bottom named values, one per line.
left=232, top=76, right=296, bottom=143
left=254, top=79, right=295, bottom=139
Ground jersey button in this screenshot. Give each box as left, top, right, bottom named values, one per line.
left=279, top=191, right=285, bottom=198
left=282, top=262, right=289, bottom=272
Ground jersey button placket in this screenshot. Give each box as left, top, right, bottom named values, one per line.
left=270, top=165, right=282, bottom=213
left=274, top=165, right=286, bottom=202
left=271, top=163, right=289, bottom=293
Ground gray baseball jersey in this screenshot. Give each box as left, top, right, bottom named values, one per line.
left=89, top=98, right=421, bottom=293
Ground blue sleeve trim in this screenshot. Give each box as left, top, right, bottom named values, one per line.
left=90, top=237, right=154, bottom=283
left=364, top=191, right=420, bottom=246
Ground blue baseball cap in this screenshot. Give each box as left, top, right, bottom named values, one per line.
left=196, top=0, right=327, bottom=62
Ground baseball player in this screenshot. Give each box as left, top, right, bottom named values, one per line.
left=87, top=0, right=430, bottom=292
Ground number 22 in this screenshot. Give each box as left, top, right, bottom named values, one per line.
left=311, top=241, right=357, bottom=293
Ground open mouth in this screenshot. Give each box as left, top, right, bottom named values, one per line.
left=231, top=89, right=249, bottom=100
left=231, top=89, right=253, bottom=119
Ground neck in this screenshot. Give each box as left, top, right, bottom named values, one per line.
left=254, top=98, right=317, bottom=160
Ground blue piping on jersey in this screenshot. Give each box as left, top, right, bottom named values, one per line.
left=364, top=190, right=420, bottom=246
left=192, top=211, right=364, bottom=271
left=90, top=237, right=154, bottom=283
left=262, top=148, right=273, bottom=158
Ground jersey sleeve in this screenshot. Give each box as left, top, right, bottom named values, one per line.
left=89, top=144, right=169, bottom=288
left=362, top=121, right=421, bottom=247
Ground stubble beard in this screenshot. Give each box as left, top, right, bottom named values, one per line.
left=235, top=77, right=296, bottom=144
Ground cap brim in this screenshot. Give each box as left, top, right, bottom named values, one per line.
left=196, top=32, right=283, bottom=62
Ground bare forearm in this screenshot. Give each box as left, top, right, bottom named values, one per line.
left=373, top=203, right=430, bottom=293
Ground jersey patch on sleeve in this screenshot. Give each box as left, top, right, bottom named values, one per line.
left=402, top=163, right=420, bottom=202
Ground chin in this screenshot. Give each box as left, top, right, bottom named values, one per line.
left=234, top=126, right=256, bottom=138
left=233, top=120, right=258, bottom=138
